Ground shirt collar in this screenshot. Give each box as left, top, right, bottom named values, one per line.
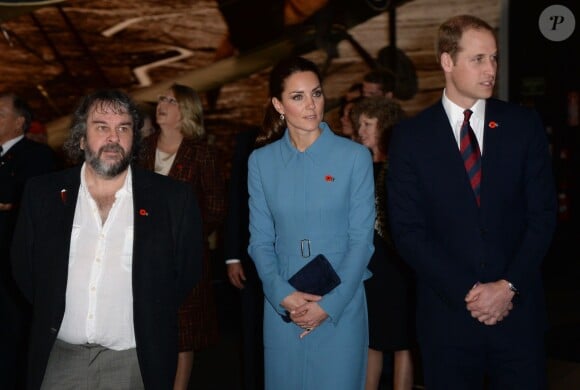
left=1, top=134, right=25, bottom=155
left=80, top=163, right=133, bottom=197
left=442, top=90, right=486, bottom=122
left=280, top=122, right=332, bottom=166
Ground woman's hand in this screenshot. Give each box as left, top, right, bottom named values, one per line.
left=281, top=291, right=321, bottom=315
left=291, top=301, right=329, bottom=338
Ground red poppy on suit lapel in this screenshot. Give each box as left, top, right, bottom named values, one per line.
left=488, top=121, right=499, bottom=129
left=325, top=175, right=335, bottom=182
left=139, top=208, right=148, bottom=216
left=60, top=189, right=67, bottom=205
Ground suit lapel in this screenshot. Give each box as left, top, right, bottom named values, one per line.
left=49, top=167, right=82, bottom=296
left=479, top=99, right=505, bottom=207
left=431, top=102, right=468, bottom=173
left=130, top=167, right=157, bottom=283
left=429, top=102, right=483, bottom=208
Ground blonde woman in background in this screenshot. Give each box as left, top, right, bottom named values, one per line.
left=138, top=83, right=226, bottom=390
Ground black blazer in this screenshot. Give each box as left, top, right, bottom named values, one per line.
left=387, top=98, right=557, bottom=346
left=11, top=165, right=203, bottom=389
left=0, top=137, right=55, bottom=250
left=1, top=137, right=56, bottom=324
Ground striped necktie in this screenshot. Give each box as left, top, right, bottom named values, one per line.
left=460, top=109, right=482, bottom=206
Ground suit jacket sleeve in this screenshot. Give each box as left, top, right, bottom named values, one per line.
left=175, top=183, right=204, bottom=303
left=502, top=109, right=557, bottom=293
left=223, top=131, right=254, bottom=260
left=10, top=179, right=35, bottom=303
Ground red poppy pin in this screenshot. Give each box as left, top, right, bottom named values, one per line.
left=139, top=209, right=148, bottom=216
left=488, top=121, right=499, bottom=129
left=325, top=175, right=335, bottom=182
left=60, top=189, right=67, bottom=205
left=176, top=164, right=183, bottom=170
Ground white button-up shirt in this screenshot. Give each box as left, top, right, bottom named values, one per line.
left=57, top=164, right=136, bottom=351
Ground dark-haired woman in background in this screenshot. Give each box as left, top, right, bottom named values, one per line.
left=352, top=96, right=415, bottom=390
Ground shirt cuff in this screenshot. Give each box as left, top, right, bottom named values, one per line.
left=225, top=259, right=241, bottom=264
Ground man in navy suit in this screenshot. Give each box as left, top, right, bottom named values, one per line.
left=224, top=127, right=264, bottom=390
left=11, top=89, right=202, bottom=389
left=0, top=92, right=56, bottom=390
left=387, top=15, right=557, bottom=389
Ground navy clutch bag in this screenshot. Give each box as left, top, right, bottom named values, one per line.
left=288, top=254, right=341, bottom=295
left=282, top=254, right=341, bottom=322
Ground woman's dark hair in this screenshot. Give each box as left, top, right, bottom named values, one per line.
left=258, top=56, right=323, bottom=146
left=62, top=89, right=142, bottom=164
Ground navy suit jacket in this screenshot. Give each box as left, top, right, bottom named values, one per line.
left=224, top=128, right=257, bottom=268
left=387, top=98, right=557, bottom=347
left=0, top=137, right=55, bottom=252
left=11, top=165, right=203, bottom=389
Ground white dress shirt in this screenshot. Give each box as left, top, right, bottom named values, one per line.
left=442, top=90, right=486, bottom=155
left=57, top=164, right=136, bottom=350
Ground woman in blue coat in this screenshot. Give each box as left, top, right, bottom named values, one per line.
left=248, top=56, right=376, bottom=389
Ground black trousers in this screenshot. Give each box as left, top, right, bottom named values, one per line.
left=239, top=265, right=265, bottom=390
left=420, top=335, right=547, bottom=390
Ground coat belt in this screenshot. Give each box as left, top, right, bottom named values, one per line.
left=275, top=237, right=348, bottom=258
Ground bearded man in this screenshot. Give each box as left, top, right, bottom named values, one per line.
left=11, top=89, right=203, bottom=390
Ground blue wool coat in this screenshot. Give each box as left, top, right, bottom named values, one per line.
left=248, top=123, right=375, bottom=389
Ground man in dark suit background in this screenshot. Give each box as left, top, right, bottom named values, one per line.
left=0, top=92, right=56, bottom=389
left=10, top=89, right=203, bottom=389
left=223, top=127, right=264, bottom=390
left=387, top=15, right=557, bottom=389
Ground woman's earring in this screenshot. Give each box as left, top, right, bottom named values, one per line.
left=280, top=113, right=285, bottom=121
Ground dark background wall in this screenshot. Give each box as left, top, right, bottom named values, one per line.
left=507, top=0, right=579, bottom=277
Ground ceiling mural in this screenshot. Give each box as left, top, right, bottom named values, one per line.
left=0, top=0, right=500, bottom=150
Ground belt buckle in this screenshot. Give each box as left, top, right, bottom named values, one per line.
left=300, top=239, right=311, bottom=258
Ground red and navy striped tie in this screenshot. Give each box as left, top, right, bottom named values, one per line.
left=460, top=109, right=482, bottom=206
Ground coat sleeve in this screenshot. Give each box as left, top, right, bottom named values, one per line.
left=247, top=151, right=294, bottom=315
left=317, top=146, right=375, bottom=323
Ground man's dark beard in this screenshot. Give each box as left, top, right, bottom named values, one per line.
left=85, top=143, right=131, bottom=178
